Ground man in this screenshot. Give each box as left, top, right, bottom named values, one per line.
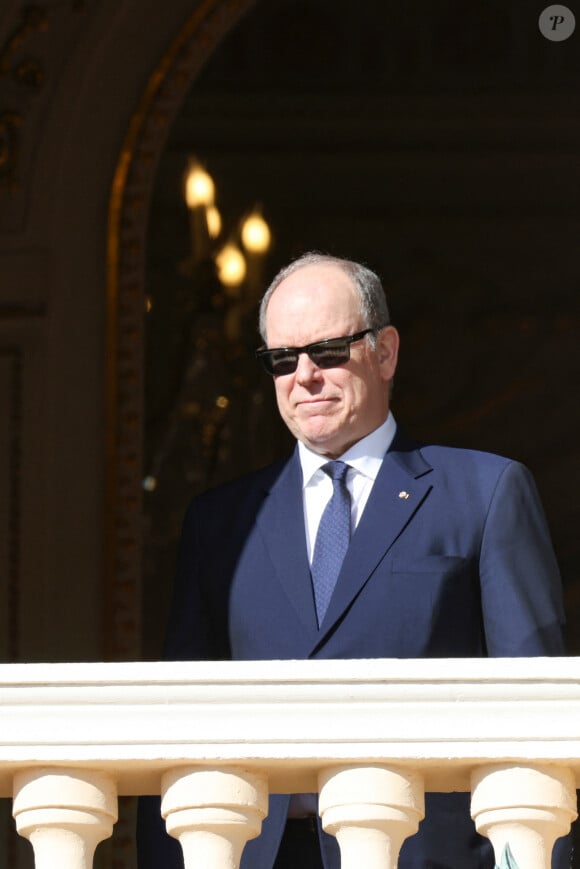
left=138, top=252, right=568, bottom=868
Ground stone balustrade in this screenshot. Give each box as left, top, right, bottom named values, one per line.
left=1, top=657, right=579, bottom=869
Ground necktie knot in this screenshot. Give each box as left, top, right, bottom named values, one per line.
left=322, top=460, right=350, bottom=483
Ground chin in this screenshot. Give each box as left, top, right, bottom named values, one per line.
left=302, top=434, right=343, bottom=456
left=301, top=425, right=336, bottom=445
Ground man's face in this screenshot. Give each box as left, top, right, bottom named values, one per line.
left=264, top=263, right=399, bottom=458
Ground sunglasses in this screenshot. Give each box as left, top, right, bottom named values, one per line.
left=255, top=328, right=377, bottom=376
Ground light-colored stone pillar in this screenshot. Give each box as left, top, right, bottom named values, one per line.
left=471, top=763, right=578, bottom=869
left=12, top=768, right=118, bottom=869
left=161, top=766, right=268, bottom=869
left=319, top=765, right=425, bottom=869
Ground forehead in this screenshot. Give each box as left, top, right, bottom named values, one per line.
left=266, top=264, right=361, bottom=331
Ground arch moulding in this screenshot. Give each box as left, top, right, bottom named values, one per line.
left=104, top=0, right=257, bottom=660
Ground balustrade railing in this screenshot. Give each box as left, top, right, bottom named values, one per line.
left=0, top=658, right=578, bottom=869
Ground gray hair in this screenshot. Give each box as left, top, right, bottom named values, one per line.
left=258, top=252, right=390, bottom=344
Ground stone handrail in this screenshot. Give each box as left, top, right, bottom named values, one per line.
left=1, top=658, right=579, bottom=868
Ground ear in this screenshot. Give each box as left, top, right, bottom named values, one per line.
left=377, top=326, right=399, bottom=382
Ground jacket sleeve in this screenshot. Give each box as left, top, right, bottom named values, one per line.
left=163, top=496, right=232, bottom=661
left=478, top=461, right=566, bottom=656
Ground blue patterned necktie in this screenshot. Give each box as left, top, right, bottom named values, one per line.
left=310, top=460, right=352, bottom=626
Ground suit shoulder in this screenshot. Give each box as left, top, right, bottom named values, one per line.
left=190, top=455, right=292, bottom=509
left=414, top=443, right=538, bottom=498
left=178, top=455, right=294, bottom=541
left=418, top=443, right=515, bottom=471
left=391, top=427, right=519, bottom=476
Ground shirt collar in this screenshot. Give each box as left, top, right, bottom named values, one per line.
left=298, top=412, right=397, bottom=488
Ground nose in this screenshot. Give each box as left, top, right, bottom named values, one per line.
left=294, top=350, right=322, bottom=384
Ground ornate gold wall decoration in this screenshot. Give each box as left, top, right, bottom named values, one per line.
left=0, top=6, right=49, bottom=80
left=0, top=3, right=87, bottom=190
left=0, top=5, right=48, bottom=186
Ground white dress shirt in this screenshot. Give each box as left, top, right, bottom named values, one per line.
left=298, top=412, right=397, bottom=561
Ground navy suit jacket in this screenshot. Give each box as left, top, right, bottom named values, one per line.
left=138, top=428, right=567, bottom=869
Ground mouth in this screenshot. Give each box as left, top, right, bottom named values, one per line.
left=297, top=397, right=335, bottom=410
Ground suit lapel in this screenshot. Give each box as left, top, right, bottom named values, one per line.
left=255, top=449, right=319, bottom=637
left=316, top=434, right=434, bottom=643
left=252, top=434, right=435, bottom=654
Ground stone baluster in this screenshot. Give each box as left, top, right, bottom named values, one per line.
left=12, top=768, right=117, bottom=869
left=471, top=763, right=578, bottom=869
left=161, top=767, right=268, bottom=869
left=318, top=765, right=425, bottom=869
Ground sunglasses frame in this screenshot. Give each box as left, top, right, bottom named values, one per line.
left=255, top=328, right=377, bottom=376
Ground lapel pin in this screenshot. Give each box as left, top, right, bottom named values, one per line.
left=398, top=491, right=410, bottom=500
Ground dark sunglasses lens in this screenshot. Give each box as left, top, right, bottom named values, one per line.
left=310, top=342, right=350, bottom=369
left=267, top=350, right=299, bottom=376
